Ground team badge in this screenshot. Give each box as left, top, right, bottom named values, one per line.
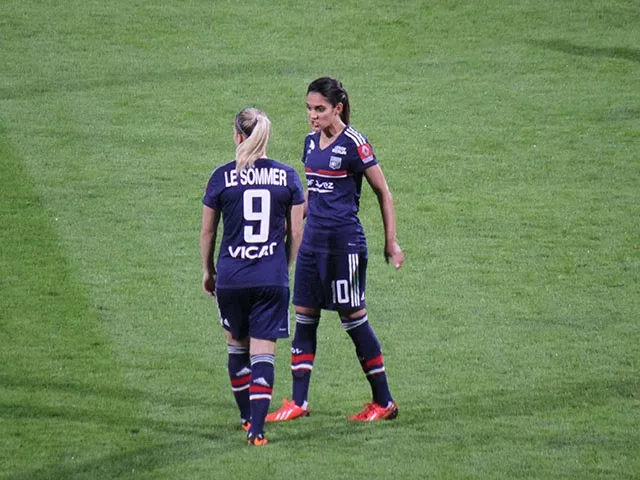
left=329, top=156, right=342, bottom=170
left=357, top=143, right=374, bottom=163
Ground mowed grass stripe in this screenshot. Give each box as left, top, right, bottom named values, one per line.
left=0, top=130, right=161, bottom=477
left=1, top=0, right=639, bottom=478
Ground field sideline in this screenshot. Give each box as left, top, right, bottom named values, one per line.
left=1, top=1, right=639, bottom=479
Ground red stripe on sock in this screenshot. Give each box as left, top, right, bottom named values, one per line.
left=363, top=354, right=384, bottom=369
left=292, top=353, right=315, bottom=363
left=249, top=385, right=273, bottom=394
left=230, top=374, right=251, bottom=387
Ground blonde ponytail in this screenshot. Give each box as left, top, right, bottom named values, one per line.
left=235, top=108, right=271, bottom=170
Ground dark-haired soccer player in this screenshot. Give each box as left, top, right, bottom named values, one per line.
left=267, top=77, right=405, bottom=423
left=201, top=108, right=305, bottom=445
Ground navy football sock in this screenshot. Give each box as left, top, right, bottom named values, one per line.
left=342, top=314, right=394, bottom=407
left=291, top=313, right=319, bottom=407
left=249, top=354, right=275, bottom=436
left=227, top=344, right=251, bottom=423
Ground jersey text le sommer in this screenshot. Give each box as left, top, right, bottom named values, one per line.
left=203, top=158, right=305, bottom=288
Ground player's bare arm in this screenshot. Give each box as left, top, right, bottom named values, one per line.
left=364, top=165, right=405, bottom=270
left=200, top=205, right=220, bottom=296
left=286, top=203, right=305, bottom=268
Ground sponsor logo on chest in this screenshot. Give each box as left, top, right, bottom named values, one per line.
left=307, top=139, right=316, bottom=155
left=308, top=178, right=334, bottom=191
left=332, top=145, right=347, bottom=155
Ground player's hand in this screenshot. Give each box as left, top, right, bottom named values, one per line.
left=385, top=241, right=405, bottom=270
left=202, top=272, right=217, bottom=298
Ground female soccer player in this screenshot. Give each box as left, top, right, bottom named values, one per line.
left=200, top=108, right=305, bottom=445
left=267, top=77, right=405, bottom=423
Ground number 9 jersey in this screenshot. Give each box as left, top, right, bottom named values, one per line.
left=203, top=158, right=305, bottom=288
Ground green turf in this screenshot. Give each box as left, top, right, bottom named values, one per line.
left=1, top=0, right=639, bottom=478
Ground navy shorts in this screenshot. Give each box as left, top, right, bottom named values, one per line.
left=293, top=249, right=367, bottom=312
left=216, top=286, right=290, bottom=340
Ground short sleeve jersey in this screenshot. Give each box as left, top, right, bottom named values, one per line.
left=301, top=125, right=378, bottom=253
left=203, top=158, right=305, bottom=288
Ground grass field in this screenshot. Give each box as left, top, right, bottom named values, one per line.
left=1, top=0, right=639, bottom=478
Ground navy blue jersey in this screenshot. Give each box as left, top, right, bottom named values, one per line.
left=203, top=158, right=305, bottom=288
left=301, top=126, right=378, bottom=253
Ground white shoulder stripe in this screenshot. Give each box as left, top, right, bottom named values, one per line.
left=344, top=127, right=366, bottom=147
left=346, top=126, right=367, bottom=144
left=350, top=127, right=367, bottom=144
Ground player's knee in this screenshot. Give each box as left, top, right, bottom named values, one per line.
left=292, top=368, right=311, bottom=379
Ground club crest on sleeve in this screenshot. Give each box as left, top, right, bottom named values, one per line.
left=357, top=143, right=374, bottom=163
left=329, top=156, right=342, bottom=170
